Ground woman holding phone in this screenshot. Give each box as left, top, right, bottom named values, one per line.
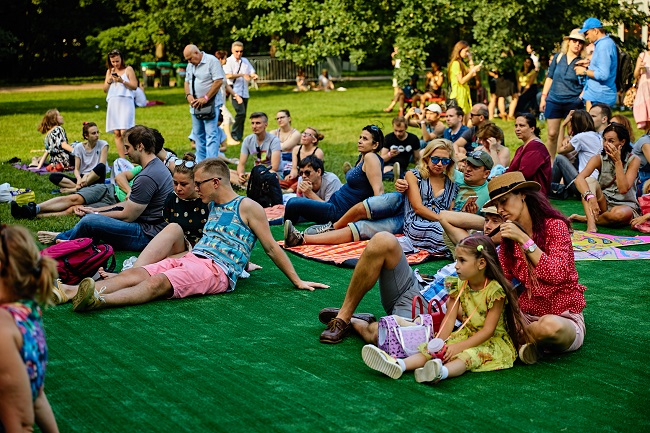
left=448, top=41, right=482, bottom=124
left=103, top=49, right=137, bottom=159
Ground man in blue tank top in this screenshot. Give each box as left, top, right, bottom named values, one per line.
left=58, top=159, right=328, bottom=312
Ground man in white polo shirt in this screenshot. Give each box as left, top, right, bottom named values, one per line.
left=223, top=41, right=258, bottom=142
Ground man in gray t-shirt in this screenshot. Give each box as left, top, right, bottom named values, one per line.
left=236, top=112, right=281, bottom=185
left=295, top=155, right=342, bottom=202
left=37, top=126, right=173, bottom=251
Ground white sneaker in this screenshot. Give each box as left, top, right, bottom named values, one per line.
left=414, top=358, right=443, bottom=383
left=361, top=345, right=403, bottom=379
left=304, top=221, right=334, bottom=236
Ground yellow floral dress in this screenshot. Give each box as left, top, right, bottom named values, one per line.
left=446, top=278, right=517, bottom=372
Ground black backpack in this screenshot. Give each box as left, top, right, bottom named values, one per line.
left=616, top=45, right=634, bottom=92
left=246, top=165, right=283, bottom=208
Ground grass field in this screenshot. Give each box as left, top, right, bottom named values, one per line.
left=0, top=83, right=648, bottom=432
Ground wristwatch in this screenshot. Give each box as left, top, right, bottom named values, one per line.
left=522, top=239, right=537, bottom=254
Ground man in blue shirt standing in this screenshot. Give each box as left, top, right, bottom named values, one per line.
left=183, top=44, right=225, bottom=162
left=575, top=18, right=618, bottom=108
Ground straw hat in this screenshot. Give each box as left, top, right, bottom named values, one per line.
left=564, top=28, right=586, bottom=42
left=484, top=172, right=541, bottom=206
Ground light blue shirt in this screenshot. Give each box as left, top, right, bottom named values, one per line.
left=582, top=35, right=617, bottom=106
left=223, top=56, right=256, bottom=98
left=186, top=52, right=225, bottom=112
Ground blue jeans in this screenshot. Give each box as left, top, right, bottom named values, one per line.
left=551, top=154, right=579, bottom=196
left=350, top=193, right=405, bottom=241
left=55, top=214, right=153, bottom=251
left=191, top=104, right=222, bottom=162
left=231, top=97, right=248, bottom=141
left=284, top=197, right=343, bottom=224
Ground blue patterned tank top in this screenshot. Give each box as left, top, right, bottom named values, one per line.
left=192, top=196, right=257, bottom=290
left=0, top=299, right=48, bottom=401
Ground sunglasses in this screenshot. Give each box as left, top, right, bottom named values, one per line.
left=467, top=150, right=485, bottom=159
left=174, top=159, right=196, bottom=168
left=298, top=170, right=312, bottom=177
left=194, top=177, right=221, bottom=188
left=429, top=156, right=452, bottom=165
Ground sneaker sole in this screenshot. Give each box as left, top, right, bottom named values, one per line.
left=518, top=343, right=539, bottom=365
left=414, top=359, right=442, bottom=383
left=361, top=345, right=402, bottom=379
left=72, top=278, right=96, bottom=312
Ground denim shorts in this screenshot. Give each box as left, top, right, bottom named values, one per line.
left=349, top=192, right=405, bottom=240
left=544, top=98, right=584, bottom=120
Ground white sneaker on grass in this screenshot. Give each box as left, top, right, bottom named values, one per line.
left=361, top=344, right=403, bottom=379
left=414, top=358, right=443, bottom=384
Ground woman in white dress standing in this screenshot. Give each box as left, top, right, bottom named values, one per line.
left=103, top=49, right=137, bottom=159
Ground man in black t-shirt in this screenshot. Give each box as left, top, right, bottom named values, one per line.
left=381, top=116, right=421, bottom=180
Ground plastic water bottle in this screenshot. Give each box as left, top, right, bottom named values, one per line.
left=538, top=112, right=545, bottom=123
left=122, top=256, right=138, bottom=271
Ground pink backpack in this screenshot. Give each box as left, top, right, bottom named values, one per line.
left=40, top=238, right=115, bottom=284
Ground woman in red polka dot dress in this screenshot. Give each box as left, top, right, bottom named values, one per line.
left=484, top=172, right=586, bottom=365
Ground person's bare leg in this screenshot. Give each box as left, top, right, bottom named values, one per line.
left=335, top=232, right=404, bottom=322
left=442, top=358, right=467, bottom=378
left=498, top=97, right=506, bottom=119
left=330, top=202, right=369, bottom=230
left=488, top=94, right=497, bottom=120
left=571, top=177, right=604, bottom=232
left=351, top=319, right=379, bottom=344
left=304, top=227, right=354, bottom=245
left=133, top=223, right=187, bottom=267
left=508, top=97, right=518, bottom=119
left=57, top=177, right=77, bottom=189
left=526, top=314, right=577, bottom=351
left=594, top=205, right=635, bottom=227
left=98, top=273, right=173, bottom=307
left=59, top=267, right=151, bottom=299
left=545, top=118, right=562, bottom=160
left=114, top=130, right=126, bottom=159
left=37, top=194, right=85, bottom=214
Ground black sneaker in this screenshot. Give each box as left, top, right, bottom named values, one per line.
left=11, top=201, right=37, bottom=219
left=283, top=220, right=304, bottom=248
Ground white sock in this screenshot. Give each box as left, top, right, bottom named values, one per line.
left=440, top=366, right=449, bottom=380
left=396, top=359, right=406, bottom=372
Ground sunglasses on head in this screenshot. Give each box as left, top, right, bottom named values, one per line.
left=429, top=156, right=452, bottom=165
left=298, top=169, right=312, bottom=177
left=174, top=159, right=195, bottom=168
left=467, top=150, right=484, bottom=159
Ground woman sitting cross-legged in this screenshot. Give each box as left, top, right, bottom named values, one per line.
left=283, top=125, right=384, bottom=225
left=49, top=121, right=109, bottom=193
left=284, top=139, right=458, bottom=258
left=571, top=122, right=641, bottom=232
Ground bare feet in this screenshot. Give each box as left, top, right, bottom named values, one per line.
left=60, top=187, right=79, bottom=194
left=38, top=231, right=60, bottom=244
left=98, top=267, right=117, bottom=279
left=383, top=107, right=393, bottom=113
left=569, top=214, right=587, bottom=222
left=246, top=262, right=262, bottom=272
left=226, top=140, right=241, bottom=146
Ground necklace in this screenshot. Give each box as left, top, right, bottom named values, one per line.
left=277, top=128, right=296, bottom=144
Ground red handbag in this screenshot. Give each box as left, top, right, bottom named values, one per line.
left=633, top=195, right=650, bottom=233
left=411, top=295, right=444, bottom=334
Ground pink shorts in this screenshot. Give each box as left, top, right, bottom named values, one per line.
left=522, top=310, right=585, bottom=352
left=142, top=252, right=229, bottom=299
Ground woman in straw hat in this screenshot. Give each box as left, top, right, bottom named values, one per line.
left=484, top=171, right=586, bottom=365
left=538, top=28, right=587, bottom=158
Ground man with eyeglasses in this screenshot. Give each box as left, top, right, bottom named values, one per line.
left=60, top=158, right=328, bottom=312
left=454, top=104, right=503, bottom=159
left=236, top=112, right=281, bottom=185
left=574, top=18, right=618, bottom=109
left=183, top=44, right=225, bottom=163
left=223, top=41, right=258, bottom=142
left=35, top=126, right=173, bottom=252
left=295, top=156, right=342, bottom=202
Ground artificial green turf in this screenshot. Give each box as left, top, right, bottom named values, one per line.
left=1, top=85, right=647, bottom=432
left=38, top=199, right=648, bottom=432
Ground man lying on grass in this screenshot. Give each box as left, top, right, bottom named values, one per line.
left=56, top=158, right=328, bottom=312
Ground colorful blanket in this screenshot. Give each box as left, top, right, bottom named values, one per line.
left=264, top=204, right=285, bottom=226
left=280, top=237, right=447, bottom=268
left=571, top=231, right=650, bottom=261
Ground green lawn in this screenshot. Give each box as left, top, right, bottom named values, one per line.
left=0, top=83, right=648, bottom=432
